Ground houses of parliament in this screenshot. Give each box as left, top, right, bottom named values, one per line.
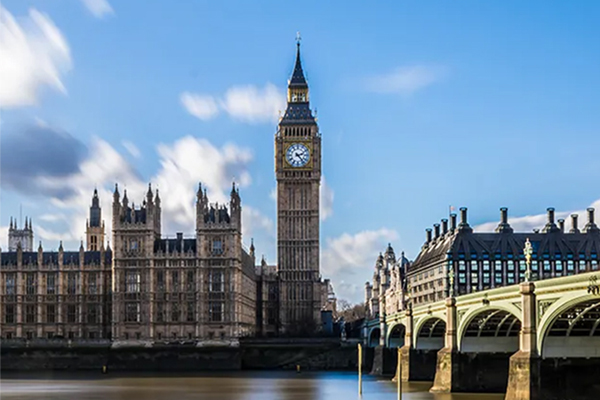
left=0, top=42, right=335, bottom=342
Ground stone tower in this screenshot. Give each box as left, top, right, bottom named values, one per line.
left=86, top=188, right=105, bottom=251
left=111, top=183, right=161, bottom=340
left=275, top=39, right=322, bottom=334
left=8, top=216, right=33, bottom=251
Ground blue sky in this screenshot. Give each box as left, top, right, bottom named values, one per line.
left=1, top=1, right=599, bottom=303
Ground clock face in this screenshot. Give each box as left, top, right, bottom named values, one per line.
left=286, top=143, right=310, bottom=167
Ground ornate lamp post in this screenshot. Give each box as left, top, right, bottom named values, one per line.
left=448, top=268, right=455, bottom=298
left=524, top=238, right=533, bottom=282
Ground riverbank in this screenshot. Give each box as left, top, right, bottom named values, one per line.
left=0, top=339, right=372, bottom=372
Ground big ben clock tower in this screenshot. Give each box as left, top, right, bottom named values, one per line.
left=275, top=37, right=322, bottom=334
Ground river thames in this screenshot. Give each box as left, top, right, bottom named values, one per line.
left=0, top=371, right=503, bottom=400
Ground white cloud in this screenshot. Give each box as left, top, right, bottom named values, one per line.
left=364, top=65, right=446, bottom=95
left=322, top=228, right=399, bottom=303
left=81, top=0, right=114, bottom=19
left=181, top=83, right=285, bottom=124
left=180, top=92, right=219, bottom=120
left=152, top=136, right=253, bottom=233
left=475, top=199, right=600, bottom=233
left=0, top=225, right=8, bottom=250
left=0, top=6, right=72, bottom=108
left=220, top=83, right=285, bottom=123
left=320, top=176, right=334, bottom=221
left=9, top=135, right=256, bottom=250
left=122, top=140, right=141, bottom=159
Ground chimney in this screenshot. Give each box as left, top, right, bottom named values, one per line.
left=426, top=228, right=433, bottom=244
left=458, top=207, right=472, bottom=232
left=543, top=207, right=559, bottom=233
left=558, top=219, right=565, bottom=232
left=570, top=214, right=579, bottom=233
left=460, top=207, right=468, bottom=226
left=450, top=213, right=457, bottom=231
left=496, top=207, right=513, bottom=233
left=441, top=219, right=448, bottom=234
left=434, top=224, right=440, bottom=239
left=584, top=208, right=598, bottom=232
left=176, top=232, right=183, bottom=241
left=547, top=208, right=555, bottom=224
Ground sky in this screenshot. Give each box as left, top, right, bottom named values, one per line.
left=1, top=1, right=600, bottom=304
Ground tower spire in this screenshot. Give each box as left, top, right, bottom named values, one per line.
left=289, top=32, right=308, bottom=88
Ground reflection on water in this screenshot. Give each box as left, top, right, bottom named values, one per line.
left=0, top=371, right=504, bottom=400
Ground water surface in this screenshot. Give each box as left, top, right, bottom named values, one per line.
left=0, top=371, right=504, bottom=400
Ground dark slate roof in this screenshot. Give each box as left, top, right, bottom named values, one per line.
left=289, top=43, right=308, bottom=87
left=280, top=102, right=316, bottom=125
left=408, top=229, right=600, bottom=275
left=121, top=206, right=147, bottom=224
left=1, top=250, right=111, bottom=267
left=84, top=251, right=102, bottom=264
left=204, top=207, right=230, bottom=224
left=154, top=238, right=197, bottom=254
left=0, top=252, right=17, bottom=266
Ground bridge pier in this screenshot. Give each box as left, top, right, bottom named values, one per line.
left=505, top=282, right=541, bottom=400
left=430, top=297, right=459, bottom=393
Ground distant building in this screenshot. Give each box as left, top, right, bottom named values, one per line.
left=407, top=207, right=600, bottom=307
left=0, top=201, right=112, bottom=340
left=364, top=244, right=410, bottom=319
left=8, top=217, right=33, bottom=252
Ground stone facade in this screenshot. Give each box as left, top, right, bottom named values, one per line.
left=365, top=244, right=410, bottom=320
left=111, top=183, right=257, bottom=342
left=0, top=216, right=112, bottom=340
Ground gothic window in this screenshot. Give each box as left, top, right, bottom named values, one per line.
left=67, top=273, right=78, bottom=294
left=495, top=275, right=503, bottom=284
left=87, top=305, right=98, bottom=324
left=125, top=271, right=141, bottom=293
left=556, top=260, right=563, bottom=272
left=579, top=260, right=586, bottom=271
left=125, top=302, right=140, bottom=322
left=26, top=273, right=36, bottom=295
left=88, top=272, right=98, bottom=294
left=5, top=273, right=15, bottom=295
left=171, top=271, right=179, bottom=292
left=25, top=305, right=35, bottom=323
left=458, top=261, right=466, bottom=271
left=495, top=261, right=502, bottom=271
left=156, top=271, right=165, bottom=292
left=531, top=260, right=538, bottom=272
left=209, top=302, right=223, bottom=322
left=211, top=239, right=223, bottom=256
left=483, top=261, right=490, bottom=271
left=46, top=273, right=56, bottom=294
left=209, top=271, right=224, bottom=292
left=171, top=302, right=179, bottom=322
left=67, top=304, right=77, bottom=323
left=156, top=302, right=165, bottom=322
left=187, top=270, right=195, bottom=292
left=593, top=260, right=599, bottom=270
left=5, top=305, right=15, bottom=323
left=46, top=305, right=56, bottom=323
left=470, top=272, right=479, bottom=285
left=186, top=302, right=195, bottom=322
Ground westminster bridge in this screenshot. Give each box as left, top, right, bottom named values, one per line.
left=363, top=271, right=600, bottom=400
